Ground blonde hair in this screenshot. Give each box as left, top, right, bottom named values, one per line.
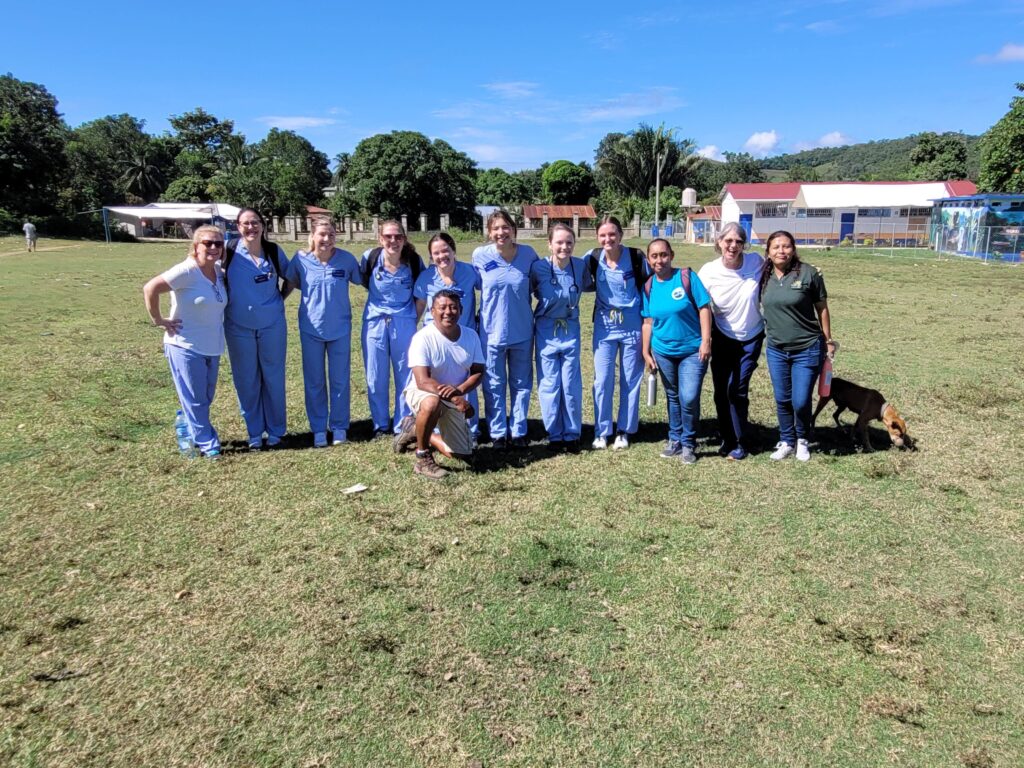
left=486, top=210, right=517, bottom=238
left=307, top=218, right=336, bottom=251
left=189, top=225, right=224, bottom=259
left=548, top=222, right=575, bottom=242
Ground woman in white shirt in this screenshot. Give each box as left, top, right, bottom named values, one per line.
left=696, top=222, right=765, bottom=461
left=143, top=225, right=228, bottom=458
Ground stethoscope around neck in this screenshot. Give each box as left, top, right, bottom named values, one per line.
left=549, top=257, right=580, bottom=308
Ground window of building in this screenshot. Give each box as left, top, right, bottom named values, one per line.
left=793, top=208, right=834, bottom=218
left=857, top=208, right=892, bottom=218
left=898, top=207, right=932, bottom=217
left=755, top=203, right=789, bottom=218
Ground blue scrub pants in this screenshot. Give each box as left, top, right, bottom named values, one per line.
left=165, top=343, right=220, bottom=453
left=592, top=323, right=643, bottom=438
left=300, top=331, right=351, bottom=434
left=361, top=315, right=416, bottom=433
left=484, top=338, right=532, bottom=440
left=654, top=349, right=708, bottom=448
left=224, top=315, right=287, bottom=443
left=710, top=327, right=764, bottom=451
left=765, top=338, right=825, bottom=445
left=536, top=322, right=582, bottom=441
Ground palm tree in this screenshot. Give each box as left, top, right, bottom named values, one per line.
left=596, top=123, right=702, bottom=199
left=118, top=145, right=166, bottom=203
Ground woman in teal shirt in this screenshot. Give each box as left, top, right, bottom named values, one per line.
left=641, top=238, right=712, bottom=464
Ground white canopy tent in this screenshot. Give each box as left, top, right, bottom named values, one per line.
left=102, top=202, right=241, bottom=241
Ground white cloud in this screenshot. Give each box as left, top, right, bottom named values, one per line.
left=256, top=116, right=336, bottom=130
left=976, top=43, right=1024, bottom=63
left=744, top=130, right=780, bottom=157
left=696, top=145, right=724, bottom=161
left=461, top=143, right=547, bottom=169
left=577, top=87, right=685, bottom=123
left=483, top=81, right=539, bottom=99
left=805, top=19, right=839, bottom=32
left=793, top=131, right=853, bottom=151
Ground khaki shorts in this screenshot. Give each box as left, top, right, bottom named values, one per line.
left=404, top=384, right=473, bottom=456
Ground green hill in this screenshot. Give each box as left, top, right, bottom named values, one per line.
left=759, top=133, right=980, bottom=182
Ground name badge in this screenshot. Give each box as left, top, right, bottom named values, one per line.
left=483, top=261, right=500, bottom=272
left=254, top=273, right=271, bottom=284
left=332, top=269, right=347, bottom=278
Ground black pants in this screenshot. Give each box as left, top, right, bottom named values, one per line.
left=710, top=327, right=764, bottom=449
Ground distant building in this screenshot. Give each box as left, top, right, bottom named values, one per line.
left=522, top=205, right=597, bottom=229
left=932, top=193, right=1024, bottom=262
left=684, top=205, right=721, bottom=244
left=721, top=181, right=977, bottom=246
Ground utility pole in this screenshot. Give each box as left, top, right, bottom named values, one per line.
left=654, top=150, right=667, bottom=227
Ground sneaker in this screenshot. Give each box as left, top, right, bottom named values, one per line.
left=413, top=451, right=448, bottom=480
left=612, top=433, right=630, bottom=450
left=770, top=441, right=794, bottom=460
left=492, top=436, right=508, bottom=450
left=591, top=436, right=608, bottom=450
left=796, top=439, right=811, bottom=462
left=511, top=436, right=528, bottom=449
left=717, top=443, right=736, bottom=457
left=203, top=448, right=221, bottom=460
left=660, top=440, right=683, bottom=459
left=332, top=430, right=348, bottom=445
left=248, top=437, right=263, bottom=451
left=680, top=446, right=697, bottom=464
left=393, top=416, right=416, bottom=454
left=313, top=432, right=328, bottom=448
left=727, top=446, right=748, bottom=461
left=266, top=436, right=282, bottom=449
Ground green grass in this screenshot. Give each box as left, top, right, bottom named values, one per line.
left=1, top=235, right=1022, bottom=767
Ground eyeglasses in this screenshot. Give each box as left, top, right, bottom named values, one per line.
left=722, top=239, right=744, bottom=245
left=239, top=222, right=262, bottom=229
left=200, top=240, right=225, bottom=249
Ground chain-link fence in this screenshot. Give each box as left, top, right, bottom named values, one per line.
left=933, top=224, right=1024, bottom=263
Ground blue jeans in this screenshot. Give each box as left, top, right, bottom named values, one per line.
left=765, top=338, right=825, bottom=445
left=653, top=350, right=708, bottom=448
left=710, top=327, right=764, bottom=450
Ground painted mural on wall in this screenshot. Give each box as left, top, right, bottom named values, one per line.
left=934, top=200, right=1024, bottom=261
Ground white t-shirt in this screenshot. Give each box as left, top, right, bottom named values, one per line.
left=160, top=258, right=227, bottom=356
left=407, top=322, right=484, bottom=388
left=697, top=252, right=765, bottom=341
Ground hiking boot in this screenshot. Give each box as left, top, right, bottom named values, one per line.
left=770, top=441, right=794, bottom=460
left=393, top=415, right=416, bottom=454
left=796, top=439, right=811, bottom=462
left=413, top=451, right=448, bottom=480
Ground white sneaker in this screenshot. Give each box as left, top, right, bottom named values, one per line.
left=332, top=430, right=347, bottom=445
left=612, top=433, right=630, bottom=450
left=796, top=439, right=811, bottom=462
left=592, top=436, right=608, bottom=450
left=770, top=441, right=794, bottom=460
left=313, top=431, right=328, bottom=448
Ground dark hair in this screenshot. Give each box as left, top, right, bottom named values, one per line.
left=597, top=215, right=624, bottom=236
left=379, top=219, right=423, bottom=268
left=236, top=207, right=278, bottom=260
left=758, top=230, right=802, bottom=295
left=548, top=222, right=575, bottom=241
left=432, top=288, right=463, bottom=309
left=427, top=232, right=457, bottom=255
left=646, top=237, right=674, bottom=256
left=486, top=210, right=517, bottom=237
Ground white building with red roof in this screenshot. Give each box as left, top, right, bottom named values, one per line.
left=722, top=180, right=977, bottom=246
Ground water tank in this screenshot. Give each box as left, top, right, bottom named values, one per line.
left=682, top=188, right=697, bottom=207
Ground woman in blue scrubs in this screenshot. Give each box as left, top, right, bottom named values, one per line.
left=531, top=223, right=589, bottom=453
left=285, top=219, right=361, bottom=447
left=223, top=208, right=290, bottom=450
left=414, top=232, right=481, bottom=438
left=584, top=215, right=648, bottom=451
left=361, top=220, right=426, bottom=437
left=472, top=210, right=538, bottom=449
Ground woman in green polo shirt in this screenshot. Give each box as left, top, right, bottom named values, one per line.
left=759, top=231, right=836, bottom=462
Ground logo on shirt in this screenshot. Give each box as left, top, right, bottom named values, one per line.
left=671, top=287, right=685, bottom=301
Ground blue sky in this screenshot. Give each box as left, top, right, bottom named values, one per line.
left=7, top=0, right=1024, bottom=170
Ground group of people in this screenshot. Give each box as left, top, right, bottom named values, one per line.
left=143, top=208, right=836, bottom=475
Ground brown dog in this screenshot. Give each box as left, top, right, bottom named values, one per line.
left=811, top=377, right=913, bottom=451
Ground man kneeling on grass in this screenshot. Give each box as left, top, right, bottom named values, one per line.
left=394, top=289, right=485, bottom=479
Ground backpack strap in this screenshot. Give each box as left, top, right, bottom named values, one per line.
left=222, top=238, right=238, bottom=294
left=628, top=247, right=647, bottom=295
left=644, top=267, right=695, bottom=306
left=362, top=246, right=383, bottom=288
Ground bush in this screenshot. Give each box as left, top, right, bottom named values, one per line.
left=0, top=208, right=21, bottom=234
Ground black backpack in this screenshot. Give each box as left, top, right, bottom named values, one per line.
left=361, top=246, right=425, bottom=288
left=222, top=238, right=286, bottom=295
left=585, top=246, right=648, bottom=320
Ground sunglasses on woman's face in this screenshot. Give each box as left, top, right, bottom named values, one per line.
left=200, top=240, right=225, bottom=249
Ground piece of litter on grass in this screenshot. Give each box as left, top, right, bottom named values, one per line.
left=175, top=589, right=192, bottom=601
left=342, top=483, right=369, bottom=495
left=17, top=424, right=25, bottom=430
left=197, top=491, right=205, bottom=497
left=40, top=331, right=54, bottom=336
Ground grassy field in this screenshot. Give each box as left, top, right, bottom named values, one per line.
left=0, top=235, right=1022, bottom=767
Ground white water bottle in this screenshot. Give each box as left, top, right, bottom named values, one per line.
left=174, top=409, right=196, bottom=458
left=646, top=372, right=658, bottom=407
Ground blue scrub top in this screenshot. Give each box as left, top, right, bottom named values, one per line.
left=531, top=256, right=585, bottom=324
left=225, top=242, right=288, bottom=329
left=361, top=250, right=422, bottom=320
left=413, top=261, right=480, bottom=327
left=472, top=243, right=538, bottom=346
left=587, top=247, right=647, bottom=314
left=285, top=248, right=361, bottom=340
left=641, top=268, right=711, bottom=357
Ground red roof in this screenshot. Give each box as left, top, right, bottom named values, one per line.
left=945, top=180, right=977, bottom=196
left=725, top=180, right=978, bottom=201
left=522, top=204, right=597, bottom=219
left=306, top=205, right=332, bottom=215
left=687, top=205, right=721, bottom=220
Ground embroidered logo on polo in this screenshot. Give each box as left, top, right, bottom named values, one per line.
left=671, top=286, right=685, bottom=301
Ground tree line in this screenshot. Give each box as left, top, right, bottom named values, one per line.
left=2, top=73, right=1022, bottom=236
